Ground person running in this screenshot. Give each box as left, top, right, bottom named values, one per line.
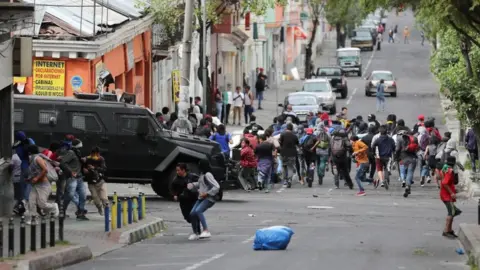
left=440, top=156, right=462, bottom=238
left=243, top=115, right=264, bottom=134
left=313, top=124, right=331, bottom=185
left=256, top=135, right=275, bottom=192
left=330, top=129, right=354, bottom=189
left=279, top=123, right=299, bottom=188
left=351, top=135, right=369, bottom=196
left=465, top=126, right=478, bottom=172
left=424, top=134, right=440, bottom=187
left=413, top=114, right=425, bottom=134
left=403, top=26, right=410, bottom=44
left=83, top=147, right=108, bottom=215
left=239, top=138, right=257, bottom=191
left=396, top=131, right=420, bottom=197
left=171, top=163, right=200, bottom=240
left=388, top=28, right=394, bottom=43
left=209, top=124, right=232, bottom=159
left=371, top=126, right=396, bottom=189
left=301, top=128, right=317, bottom=187
left=376, top=79, right=386, bottom=112
left=386, top=114, right=397, bottom=135
left=187, top=160, right=220, bottom=239
left=392, top=119, right=411, bottom=134
left=417, top=126, right=431, bottom=186
left=361, top=126, right=377, bottom=182
left=367, top=114, right=381, bottom=132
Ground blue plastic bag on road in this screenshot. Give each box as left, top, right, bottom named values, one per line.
left=253, top=226, right=294, bottom=251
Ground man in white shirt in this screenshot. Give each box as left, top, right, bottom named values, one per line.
left=232, top=86, right=244, bottom=125
left=221, top=84, right=233, bottom=124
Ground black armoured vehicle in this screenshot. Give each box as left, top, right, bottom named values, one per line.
left=13, top=93, right=237, bottom=200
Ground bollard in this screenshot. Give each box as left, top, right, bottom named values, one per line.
left=20, top=216, right=26, bottom=254
left=113, top=191, right=118, bottom=208
left=58, top=205, right=64, bottom=242
left=0, top=221, right=3, bottom=258
left=478, top=199, right=480, bottom=225
left=122, top=199, right=128, bottom=226
left=141, top=193, right=146, bottom=220
left=117, top=199, right=122, bottom=229
left=40, top=215, right=47, bottom=249
left=133, top=197, right=138, bottom=223
left=138, top=193, right=143, bottom=220
left=104, top=205, right=110, bottom=232
left=8, top=218, right=14, bottom=257
left=50, top=213, right=55, bottom=247
left=111, top=201, right=117, bottom=231
left=127, top=197, right=133, bottom=224
left=31, top=216, right=37, bottom=252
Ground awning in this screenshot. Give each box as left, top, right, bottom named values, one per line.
left=293, top=26, right=308, bottom=40
left=223, top=26, right=249, bottom=46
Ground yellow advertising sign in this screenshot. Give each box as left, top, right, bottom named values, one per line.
left=33, top=60, right=65, bottom=96
left=172, top=70, right=180, bottom=103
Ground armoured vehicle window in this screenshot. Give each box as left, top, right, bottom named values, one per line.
left=14, top=109, right=24, bottom=124
left=117, top=115, right=154, bottom=135
left=71, top=113, right=102, bottom=132
left=39, top=110, right=57, bottom=125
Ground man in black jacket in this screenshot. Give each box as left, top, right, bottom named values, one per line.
left=171, top=163, right=201, bottom=240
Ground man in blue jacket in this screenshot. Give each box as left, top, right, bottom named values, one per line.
left=371, top=126, right=395, bottom=189
left=12, top=131, right=35, bottom=214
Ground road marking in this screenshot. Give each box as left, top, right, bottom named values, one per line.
left=241, top=235, right=255, bottom=244
left=276, top=187, right=285, bottom=193
left=345, top=88, right=357, bottom=105
left=261, top=219, right=273, bottom=224
left=137, top=262, right=192, bottom=267
left=181, top=253, right=226, bottom=270
left=307, top=206, right=334, bottom=209
left=363, top=47, right=377, bottom=75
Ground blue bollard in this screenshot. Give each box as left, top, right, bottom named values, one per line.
left=104, top=205, right=110, bottom=232
left=117, top=199, right=122, bottom=229
left=127, top=198, right=133, bottom=224
left=138, top=194, right=143, bottom=220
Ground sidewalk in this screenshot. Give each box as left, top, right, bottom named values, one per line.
left=0, top=202, right=165, bottom=270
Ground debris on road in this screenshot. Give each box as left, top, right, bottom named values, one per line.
left=253, top=226, right=294, bottom=251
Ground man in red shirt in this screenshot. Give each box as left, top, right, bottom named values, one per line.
left=440, top=156, right=462, bottom=239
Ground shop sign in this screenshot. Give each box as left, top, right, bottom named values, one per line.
left=33, top=60, right=65, bottom=96
left=172, top=70, right=180, bottom=103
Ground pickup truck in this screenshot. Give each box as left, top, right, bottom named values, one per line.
left=315, top=66, right=348, bottom=99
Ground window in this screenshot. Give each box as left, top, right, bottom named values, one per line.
left=39, top=110, right=57, bottom=125
left=302, top=82, right=330, bottom=92
left=372, top=72, right=394, bottom=81
left=317, top=68, right=342, bottom=76
left=71, top=113, right=102, bottom=132
left=14, top=109, right=24, bottom=124
left=288, top=96, right=317, bottom=105
left=118, top=115, right=153, bottom=135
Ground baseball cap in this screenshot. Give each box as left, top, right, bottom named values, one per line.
left=306, top=128, right=314, bottom=135
left=418, top=114, right=425, bottom=121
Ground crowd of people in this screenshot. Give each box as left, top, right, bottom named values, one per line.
left=10, top=132, right=108, bottom=223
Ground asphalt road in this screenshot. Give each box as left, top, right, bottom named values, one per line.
left=64, top=11, right=476, bottom=270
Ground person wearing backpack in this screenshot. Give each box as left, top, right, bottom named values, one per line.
left=313, top=126, right=331, bottom=185
left=279, top=123, right=299, bottom=188
left=371, top=126, right=396, bottom=189
left=440, top=156, right=462, bottom=239
left=396, top=131, right=420, bottom=198
left=330, top=129, right=354, bottom=189
left=300, top=128, right=317, bottom=187
left=26, top=145, right=59, bottom=224
left=424, top=135, right=439, bottom=187
left=417, top=126, right=431, bottom=186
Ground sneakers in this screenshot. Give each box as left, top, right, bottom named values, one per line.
left=76, top=214, right=89, bottom=221
left=403, top=187, right=411, bottom=198
left=442, top=231, right=457, bottom=239
left=199, top=231, right=211, bottom=238
left=401, top=181, right=406, bottom=188
left=97, top=205, right=104, bottom=216
left=356, top=191, right=366, bottom=196
left=420, top=177, right=425, bottom=187
left=426, top=176, right=432, bottom=184
left=188, top=234, right=199, bottom=241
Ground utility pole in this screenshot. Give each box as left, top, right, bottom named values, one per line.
left=178, top=0, right=194, bottom=118
left=201, top=0, right=208, bottom=113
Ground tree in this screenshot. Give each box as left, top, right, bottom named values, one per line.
left=303, top=0, right=322, bottom=79
left=325, top=0, right=366, bottom=49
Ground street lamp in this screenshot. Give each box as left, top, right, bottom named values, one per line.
left=201, top=0, right=208, bottom=113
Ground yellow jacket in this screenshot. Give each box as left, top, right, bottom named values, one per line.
left=352, top=140, right=369, bottom=164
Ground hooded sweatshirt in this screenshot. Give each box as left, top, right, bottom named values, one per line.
left=13, top=131, right=35, bottom=170
left=372, top=134, right=396, bottom=158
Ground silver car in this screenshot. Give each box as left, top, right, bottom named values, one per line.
left=299, top=78, right=337, bottom=114
left=364, top=70, right=398, bottom=97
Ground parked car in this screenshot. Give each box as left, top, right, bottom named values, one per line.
left=351, top=29, right=375, bottom=51
left=359, top=22, right=378, bottom=45
left=279, top=92, right=329, bottom=122
left=298, top=78, right=337, bottom=114
left=364, top=70, right=398, bottom=97
left=315, top=66, right=348, bottom=99
left=336, top=48, right=362, bottom=77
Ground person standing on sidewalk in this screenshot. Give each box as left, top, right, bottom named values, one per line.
left=279, top=123, right=299, bottom=188
left=255, top=75, right=266, bottom=110
left=83, top=147, right=108, bottom=216
left=244, top=86, right=254, bottom=124
left=465, top=126, right=478, bottom=172
left=351, top=135, right=369, bottom=196
left=26, top=145, right=59, bottom=224
left=232, top=86, right=244, bottom=125
left=221, top=84, right=232, bottom=124
left=215, top=88, right=223, bottom=119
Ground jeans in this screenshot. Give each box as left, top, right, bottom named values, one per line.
left=20, top=167, right=31, bottom=202
left=282, top=156, right=297, bottom=184
left=376, top=96, right=385, bottom=112
left=221, top=104, right=231, bottom=124
left=368, top=155, right=376, bottom=179
left=239, top=167, right=255, bottom=190
left=257, top=159, right=273, bottom=187
left=244, top=105, right=252, bottom=124
left=216, top=102, right=223, bottom=119
left=316, top=155, right=329, bottom=179
left=401, top=160, right=417, bottom=186
left=63, top=177, right=87, bottom=213
left=399, top=163, right=406, bottom=180
left=355, top=163, right=369, bottom=192
left=256, top=91, right=264, bottom=108
left=190, top=199, right=215, bottom=233
left=418, top=155, right=429, bottom=177
left=388, top=36, right=394, bottom=43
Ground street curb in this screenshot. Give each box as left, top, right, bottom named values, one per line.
left=458, top=223, right=480, bottom=266
left=107, top=217, right=166, bottom=245
left=0, top=245, right=92, bottom=270
left=438, top=93, right=479, bottom=198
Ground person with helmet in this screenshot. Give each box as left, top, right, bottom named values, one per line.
left=386, top=114, right=397, bottom=135
left=330, top=129, right=354, bottom=189
left=367, top=114, right=381, bottom=132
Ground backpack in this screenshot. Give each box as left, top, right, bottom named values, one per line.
left=317, top=130, right=330, bottom=149
left=435, top=142, right=448, bottom=161
left=30, top=154, right=58, bottom=183
left=331, top=137, right=346, bottom=157
left=419, top=133, right=430, bottom=151
left=302, top=135, right=316, bottom=153
left=403, top=135, right=419, bottom=153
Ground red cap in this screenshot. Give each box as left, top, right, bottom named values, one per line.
left=306, top=128, right=314, bottom=135
left=320, top=112, right=329, bottom=121
left=418, top=114, right=424, bottom=121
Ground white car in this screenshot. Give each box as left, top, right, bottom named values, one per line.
left=300, top=78, right=337, bottom=114
left=364, top=70, right=398, bottom=97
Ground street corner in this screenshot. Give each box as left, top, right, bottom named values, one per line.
left=0, top=245, right=92, bottom=270
left=108, top=217, right=166, bottom=245
left=458, top=223, right=480, bottom=266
